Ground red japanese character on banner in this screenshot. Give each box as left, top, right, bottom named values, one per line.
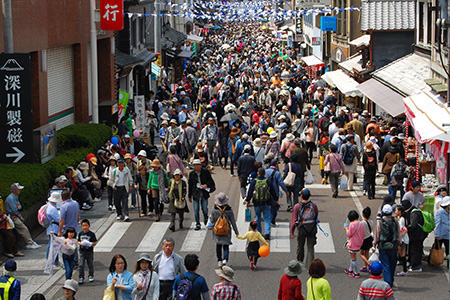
left=100, top=0, right=124, bottom=31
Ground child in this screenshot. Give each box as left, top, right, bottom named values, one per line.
left=359, top=207, right=374, bottom=272
left=344, top=210, right=365, bottom=278
left=62, top=227, right=77, bottom=280
left=237, top=221, right=268, bottom=270
left=167, top=169, right=189, bottom=232
left=78, top=219, right=97, bottom=284
left=395, top=205, right=409, bottom=276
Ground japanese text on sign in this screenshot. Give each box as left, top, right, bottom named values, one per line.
left=100, top=0, right=124, bottom=31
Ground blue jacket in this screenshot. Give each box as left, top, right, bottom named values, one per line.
left=5, top=193, right=20, bottom=216
left=237, top=153, right=256, bottom=178
left=228, top=137, right=242, bottom=161
left=0, top=276, right=21, bottom=300
left=46, top=202, right=60, bottom=235
left=107, top=271, right=134, bottom=300
left=434, top=207, right=449, bottom=240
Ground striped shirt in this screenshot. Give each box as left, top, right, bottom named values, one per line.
left=358, top=276, right=395, bottom=300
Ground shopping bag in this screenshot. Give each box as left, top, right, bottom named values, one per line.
left=245, top=208, right=252, bottom=222
left=430, top=242, right=444, bottom=265
left=102, top=284, right=116, bottom=300
left=368, top=248, right=379, bottom=263
left=305, top=170, right=314, bottom=185
left=206, top=215, right=214, bottom=229
left=340, top=175, right=348, bottom=190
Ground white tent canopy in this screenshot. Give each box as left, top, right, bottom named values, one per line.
left=404, top=91, right=450, bottom=142
left=301, top=55, right=323, bottom=66
left=322, top=70, right=363, bottom=97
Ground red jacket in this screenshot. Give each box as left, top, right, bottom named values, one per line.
left=278, top=274, right=304, bottom=300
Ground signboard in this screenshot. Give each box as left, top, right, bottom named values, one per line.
left=192, top=42, right=198, bottom=56
left=117, top=91, right=129, bottom=122
left=295, top=15, right=303, bottom=35
left=312, top=37, right=321, bottom=46
left=33, top=123, right=56, bottom=164
left=100, top=0, right=124, bottom=31
left=0, top=53, right=33, bottom=163
left=288, top=35, right=293, bottom=48
left=151, top=63, right=160, bottom=76
left=295, top=35, right=304, bottom=42
left=321, top=16, right=337, bottom=31
left=134, top=96, right=146, bottom=132
left=277, top=32, right=281, bottom=40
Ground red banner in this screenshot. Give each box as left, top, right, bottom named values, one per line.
left=100, top=0, right=124, bottom=31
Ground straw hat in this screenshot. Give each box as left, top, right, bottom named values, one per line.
left=124, top=153, right=132, bottom=159
left=150, top=159, right=163, bottom=168
left=253, top=138, right=262, bottom=147
left=229, top=127, right=241, bottom=138
left=78, top=162, right=89, bottom=170
left=286, top=133, right=294, bottom=141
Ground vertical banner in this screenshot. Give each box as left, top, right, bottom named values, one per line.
left=118, top=91, right=129, bottom=122
left=100, top=0, right=124, bottom=31
left=0, top=53, right=33, bottom=163
left=134, top=95, right=146, bottom=132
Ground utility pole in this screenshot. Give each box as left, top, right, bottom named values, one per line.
left=90, top=0, right=99, bottom=123
left=155, top=0, right=161, bottom=63
left=2, top=0, right=14, bottom=53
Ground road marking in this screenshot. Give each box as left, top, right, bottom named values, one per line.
left=350, top=190, right=364, bottom=216
left=136, top=222, right=170, bottom=252
left=95, top=222, right=132, bottom=252
left=180, top=222, right=208, bottom=252
left=305, top=183, right=334, bottom=189
left=230, top=198, right=250, bottom=252
left=269, top=222, right=290, bottom=252
left=315, top=223, right=335, bottom=253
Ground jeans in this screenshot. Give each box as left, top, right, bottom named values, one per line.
left=386, top=174, right=393, bottom=195
left=271, top=200, right=279, bottom=225
left=63, top=253, right=75, bottom=279
left=379, top=249, right=397, bottom=287
left=296, top=234, right=317, bottom=269
left=193, top=197, right=208, bottom=226
left=390, top=185, right=405, bottom=202
left=286, top=182, right=301, bottom=208
left=207, top=140, right=217, bottom=165
left=79, top=251, right=94, bottom=279
left=216, top=244, right=230, bottom=261
left=114, top=187, right=129, bottom=218
left=254, top=205, right=272, bottom=235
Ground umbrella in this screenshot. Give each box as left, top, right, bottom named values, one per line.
left=220, top=112, right=240, bottom=122
left=211, top=25, right=221, bottom=29
left=220, top=43, right=231, bottom=50
left=280, top=70, right=295, bottom=80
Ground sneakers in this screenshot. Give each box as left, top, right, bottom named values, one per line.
left=222, top=259, right=227, bottom=266
left=264, top=234, right=270, bottom=240
left=250, top=261, right=255, bottom=270
left=26, top=242, right=41, bottom=250
left=397, top=271, right=408, bottom=276
left=88, top=275, right=94, bottom=282
left=271, top=223, right=279, bottom=228
left=130, top=205, right=136, bottom=209
left=79, top=278, right=84, bottom=284
left=116, top=216, right=122, bottom=221
left=287, top=206, right=293, bottom=212
left=4, top=253, right=14, bottom=258
left=14, top=251, right=24, bottom=257
left=345, top=269, right=360, bottom=278
left=408, top=267, right=422, bottom=273
left=112, top=205, right=116, bottom=211
left=352, top=273, right=361, bottom=278
left=195, top=224, right=201, bottom=231
left=108, top=205, right=113, bottom=212
left=218, top=261, right=223, bottom=267
left=344, top=269, right=353, bottom=275
left=124, top=216, right=130, bottom=222
left=359, top=267, right=368, bottom=272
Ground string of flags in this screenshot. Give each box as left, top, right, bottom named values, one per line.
left=123, top=0, right=360, bottom=22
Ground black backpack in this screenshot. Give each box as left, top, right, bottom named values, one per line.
left=343, top=144, right=354, bottom=165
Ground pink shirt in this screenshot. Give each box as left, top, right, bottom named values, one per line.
left=347, top=221, right=365, bottom=251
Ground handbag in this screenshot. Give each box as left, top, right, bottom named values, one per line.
left=283, top=163, right=296, bottom=187
left=305, top=170, right=314, bottom=185
left=245, top=208, right=252, bottom=222
left=430, top=241, right=445, bottom=265
left=102, top=283, right=115, bottom=300
left=368, top=248, right=379, bottom=263
left=6, top=215, right=14, bottom=230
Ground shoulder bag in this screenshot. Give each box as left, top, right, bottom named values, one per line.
left=283, top=163, right=296, bottom=187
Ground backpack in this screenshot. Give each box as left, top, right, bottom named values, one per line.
left=364, top=152, right=376, bottom=169
left=201, top=87, right=210, bottom=100
left=175, top=273, right=199, bottom=300
left=37, top=204, right=51, bottom=228
left=342, top=144, right=354, bottom=165
left=296, top=201, right=317, bottom=236
left=378, top=217, right=398, bottom=250
left=392, top=163, right=406, bottom=180
left=214, top=206, right=229, bottom=236
left=254, top=178, right=270, bottom=202
left=412, top=209, right=435, bottom=233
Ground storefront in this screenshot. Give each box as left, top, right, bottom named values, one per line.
left=301, top=55, right=324, bottom=80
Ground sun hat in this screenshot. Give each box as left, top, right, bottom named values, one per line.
left=124, top=134, right=130, bottom=138
left=286, top=133, right=294, bottom=141
left=229, top=127, right=241, bottom=138
left=253, top=138, right=262, bottom=147
left=89, top=157, right=97, bottom=165
left=284, top=260, right=305, bottom=276
left=138, top=150, right=147, bottom=157
left=214, top=192, right=229, bottom=206
left=62, top=279, right=79, bottom=293
left=137, top=253, right=152, bottom=263
left=48, top=193, right=61, bottom=203
left=78, top=162, right=89, bottom=170
left=242, top=133, right=249, bottom=140
left=215, top=265, right=235, bottom=281
left=244, top=144, right=252, bottom=152
left=170, top=119, right=177, bottom=124
left=370, top=261, right=382, bottom=275
left=161, top=120, right=168, bottom=126
left=109, top=155, right=117, bottom=161
left=173, top=169, right=183, bottom=176
left=441, top=196, right=450, bottom=207
left=150, top=159, right=163, bottom=168
left=124, top=153, right=132, bottom=159
left=269, top=131, right=278, bottom=139
left=436, top=185, right=448, bottom=193
left=382, top=204, right=393, bottom=215
left=192, top=159, right=202, bottom=165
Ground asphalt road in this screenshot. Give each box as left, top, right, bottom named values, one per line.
left=42, top=159, right=449, bottom=300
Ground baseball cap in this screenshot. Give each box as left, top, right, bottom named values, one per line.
left=382, top=204, right=393, bottom=215
left=4, top=259, right=17, bottom=271
left=11, top=183, right=24, bottom=190
left=301, top=189, right=311, bottom=197
left=370, top=261, right=382, bottom=275
left=118, top=158, right=125, bottom=163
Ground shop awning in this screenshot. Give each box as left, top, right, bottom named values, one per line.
left=115, top=51, right=143, bottom=68
left=177, top=50, right=194, bottom=59
left=135, top=49, right=157, bottom=67
left=321, top=70, right=363, bottom=97
left=187, top=34, right=204, bottom=42
left=163, top=27, right=187, bottom=46
left=404, top=91, right=450, bottom=142
left=349, top=35, right=370, bottom=47
left=301, top=55, right=323, bottom=66
left=339, top=54, right=364, bottom=73
left=357, top=79, right=404, bottom=117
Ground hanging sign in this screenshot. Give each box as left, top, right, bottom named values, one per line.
left=100, top=0, right=124, bottom=31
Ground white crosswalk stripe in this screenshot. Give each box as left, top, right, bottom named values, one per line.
left=315, top=223, right=335, bottom=253
left=270, top=223, right=290, bottom=252
left=136, top=222, right=170, bottom=252
left=95, top=222, right=132, bottom=252
left=180, top=222, right=208, bottom=252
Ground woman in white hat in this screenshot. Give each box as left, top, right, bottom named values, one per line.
left=132, top=253, right=159, bottom=300
left=58, top=279, right=78, bottom=300
left=147, top=159, right=169, bottom=222
left=210, top=193, right=239, bottom=267
left=167, top=169, right=189, bottom=231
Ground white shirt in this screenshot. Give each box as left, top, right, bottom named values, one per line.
left=117, top=168, right=125, bottom=186
left=158, top=253, right=175, bottom=280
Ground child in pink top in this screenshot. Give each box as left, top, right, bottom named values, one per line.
left=344, top=210, right=365, bottom=278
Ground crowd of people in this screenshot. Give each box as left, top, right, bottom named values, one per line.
left=1, top=21, right=449, bottom=300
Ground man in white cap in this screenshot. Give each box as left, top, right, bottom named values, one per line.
left=0, top=259, right=21, bottom=300
left=210, top=266, right=242, bottom=299
left=5, top=183, right=41, bottom=249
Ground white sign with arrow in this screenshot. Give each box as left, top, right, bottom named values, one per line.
left=6, top=147, right=25, bottom=163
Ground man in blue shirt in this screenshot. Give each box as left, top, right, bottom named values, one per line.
left=58, top=190, right=80, bottom=237
left=172, top=254, right=209, bottom=300
left=5, top=183, right=41, bottom=250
